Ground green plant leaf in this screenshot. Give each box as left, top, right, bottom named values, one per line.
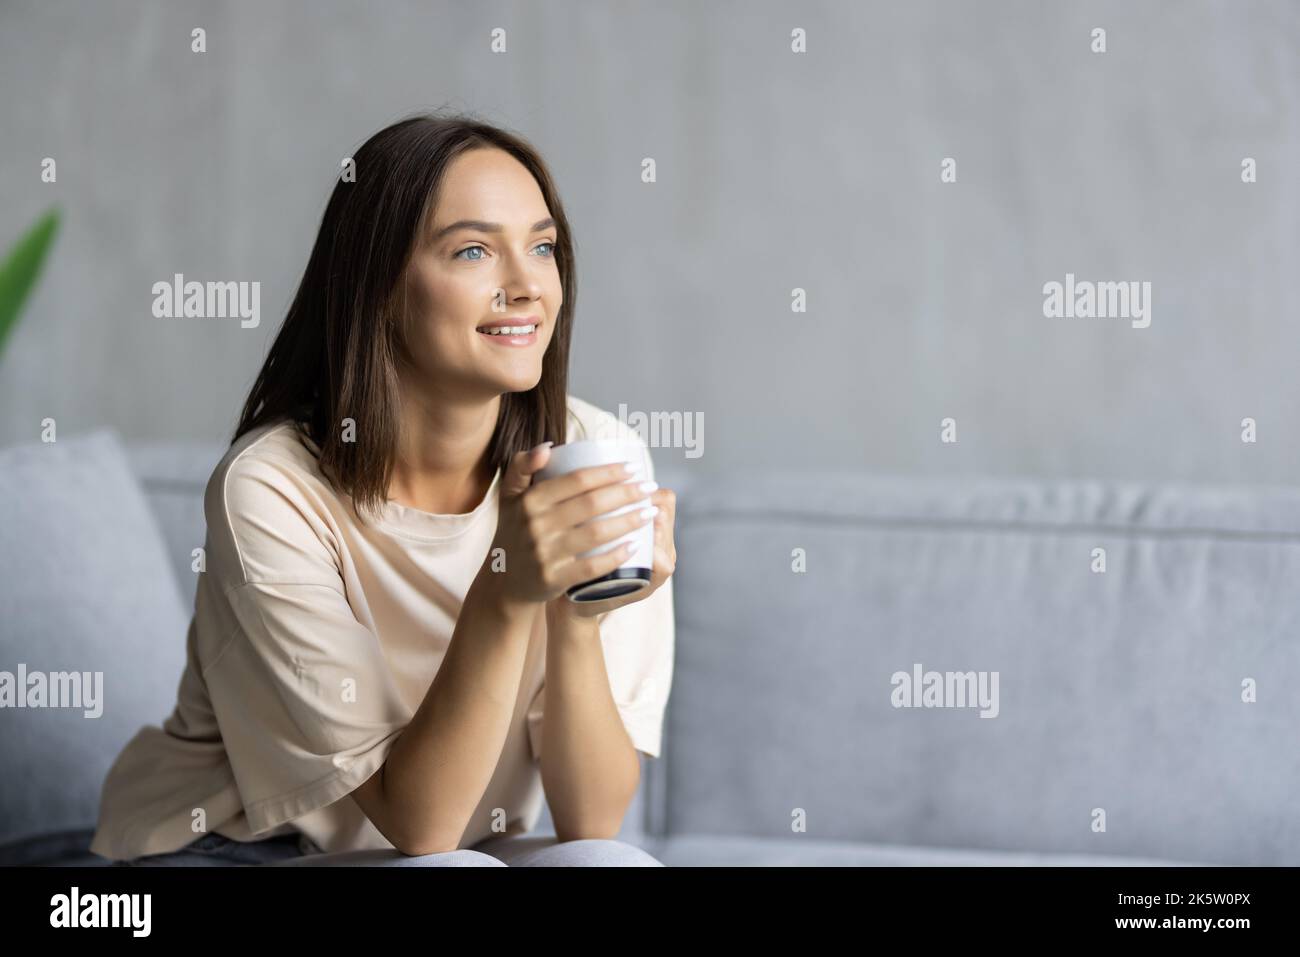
left=0, top=208, right=61, bottom=359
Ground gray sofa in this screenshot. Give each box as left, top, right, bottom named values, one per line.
left=2, top=429, right=1296, bottom=866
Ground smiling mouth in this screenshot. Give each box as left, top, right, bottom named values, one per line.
left=477, top=322, right=539, bottom=336
left=476, top=320, right=540, bottom=345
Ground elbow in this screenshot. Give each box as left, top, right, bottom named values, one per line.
left=354, top=764, right=467, bottom=856
left=390, top=820, right=467, bottom=857
left=552, top=796, right=636, bottom=843
left=554, top=821, right=623, bottom=843
left=550, top=761, right=640, bottom=842
left=392, top=826, right=463, bottom=857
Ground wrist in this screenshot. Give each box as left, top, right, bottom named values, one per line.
left=545, top=598, right=602, bottom=638
left=470, top=564, right=539, bottom=626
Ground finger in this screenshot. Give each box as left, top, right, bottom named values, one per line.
left=547, top=475, right=657, bottom=533
left=651, top=490, right=675, bottom=540
left=501, top=442, right=554, bottom=498
left=528, top=459, right=641, bottom=513
left=555, top=536, right=638, bottom=593
left=650, top=487, right=676, bottom=519
left=548, top=501, right=656, bottom=563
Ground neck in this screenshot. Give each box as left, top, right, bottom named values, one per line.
left=389, top=387, right=502, bottom=515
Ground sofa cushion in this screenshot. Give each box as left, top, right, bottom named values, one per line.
left=122, top=440, right=227, bottom=611
left=0, top=429, right=189, bottom=846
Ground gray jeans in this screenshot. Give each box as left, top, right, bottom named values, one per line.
left=116, top=830, right=664, bottom=867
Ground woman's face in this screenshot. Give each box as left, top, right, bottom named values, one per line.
left=401, top=147, right=562, bottom=398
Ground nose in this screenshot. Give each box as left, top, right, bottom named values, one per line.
left=494, top=247, right=544, bottom=304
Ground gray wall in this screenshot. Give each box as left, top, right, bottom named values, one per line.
left=2, top=0, right=1297, bottom=486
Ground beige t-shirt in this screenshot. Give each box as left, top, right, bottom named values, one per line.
left=89, top=394, right=674, bottom=860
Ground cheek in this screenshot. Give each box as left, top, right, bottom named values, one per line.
left=405, top=268, right=477, bottom=347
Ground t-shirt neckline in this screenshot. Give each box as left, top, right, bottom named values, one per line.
left=376, top=465, right=502, bottom=542
left=289, top=421, right=501, bottom=543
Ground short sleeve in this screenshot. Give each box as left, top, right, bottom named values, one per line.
left=202, top=456, right=410, bottom=835
left=208, top=582, right=411, bottom=835
left=526, top=435, right=676, bottom=762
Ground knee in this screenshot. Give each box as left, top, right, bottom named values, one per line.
left=520, top=838, right=664, bottom=867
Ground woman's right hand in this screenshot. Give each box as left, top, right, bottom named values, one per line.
left=485, top=443, right=658, bottom=608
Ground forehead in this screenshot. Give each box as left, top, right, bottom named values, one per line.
left=430, top=148, right=550, bottom=225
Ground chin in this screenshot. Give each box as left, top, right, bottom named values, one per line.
left=488, top=370, right=544, bottom=394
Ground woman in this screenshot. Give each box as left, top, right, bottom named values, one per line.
left=88, top=113, right=676, bottom=867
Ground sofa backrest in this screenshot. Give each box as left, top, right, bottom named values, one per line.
left=654, top=469, right=1300, bottom=866
left=125, top=441, right=227, bottom=611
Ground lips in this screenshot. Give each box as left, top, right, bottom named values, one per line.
left=476, top=317, right=541, bottom=332
left=476, top=317, right=541, bottom=347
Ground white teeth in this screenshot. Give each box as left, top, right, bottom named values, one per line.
left=480, top=324, right=537, bottom=336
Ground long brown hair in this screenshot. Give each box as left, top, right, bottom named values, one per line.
left=231, top=111, right=576, bottom=522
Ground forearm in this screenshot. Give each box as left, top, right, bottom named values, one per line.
left=539, top=609, right=641, bottom=840
left=378, top=562, right=539, bottom=854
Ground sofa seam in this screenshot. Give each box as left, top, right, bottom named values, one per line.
left=682, top=511, right=1300, bottom=544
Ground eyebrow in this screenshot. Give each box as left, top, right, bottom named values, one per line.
left=431, top=217, right=556, bottom=243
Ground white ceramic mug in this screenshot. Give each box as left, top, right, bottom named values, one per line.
left=535, top=438, right=654, bottom=602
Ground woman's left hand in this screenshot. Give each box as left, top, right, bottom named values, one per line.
left=546, top=486, right=676, bottom=621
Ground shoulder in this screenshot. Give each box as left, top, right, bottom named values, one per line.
left=202, top=419, right=341, bottom=587
left=563, top=394, right=663, bottom=481
left=564, top=394, right=645, bottom=448
left=204, top=419, right=321, bottom=519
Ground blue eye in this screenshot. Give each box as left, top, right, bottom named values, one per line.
left=454, top=242, right=556, bottom=261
